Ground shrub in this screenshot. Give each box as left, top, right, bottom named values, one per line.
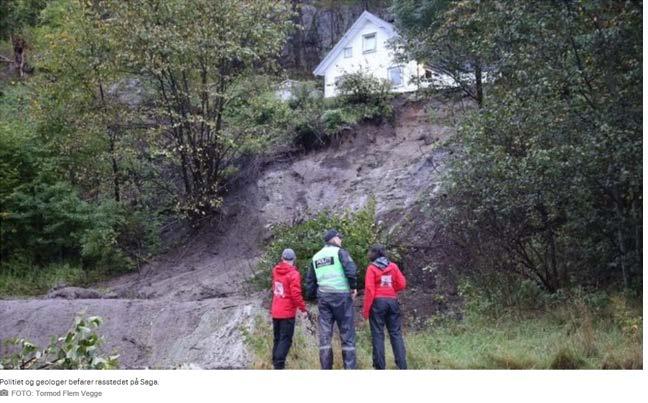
left=287, top=82, right=329, bottom=150
left=0, top=314, right=119, bottom=369
left=333, top=71, right=394, bottom=126
left=1, top=83, right=158, bottom=289
left=226, top=75, right=395, bottom=151
left=336, top=71, right=391, bottom=105
left=79, top=200, right=158, bottom=274
left=609, top=295, right=643, bottom=342
left=224, top=78, right=296, bottom=151
left=287, top=81, right=323, bottom=110
left=320, top=108, right=356, bottom=132
left=252, top=198, right=398, bottom=290
left=1, top=181, right=93, bottom=264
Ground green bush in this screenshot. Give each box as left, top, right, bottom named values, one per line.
left=286, top=82, right=329, bottom=150
left=320, top=108, right=356, bottom=132
left=224, top=75, right=394, bottom=151
left=458, top=275, right=625, bottom=319
left=336, top=71, right=391, bottom=105
left=1, top=81, right=159, bottom=294
left=287, top=81, right=323, bottom=110
left=0, top=314, right=119, bottom=369
left=329, top=71, right=394, bottom=128
left=1, top=181, right=147, bottom=272
left=432, top=1, right=641, bottom=293
left=80, top=201, right=132, bottom=273
left=1, top=181, right=93, bottom=264
left=252, top=198, right=397, bottom=290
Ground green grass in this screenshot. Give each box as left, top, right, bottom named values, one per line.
left=0, top=262, right=112, bottom=297
left=244, top=300, right=642, bottom=369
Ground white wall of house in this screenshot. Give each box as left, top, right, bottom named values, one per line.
left=318, top=19, right=423, bottom=98
left=314, top=11, right=462, bottom=98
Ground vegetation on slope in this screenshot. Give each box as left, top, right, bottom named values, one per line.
left=393, top=0, right=642, bottom=293
left=251, top=199, right=397, bottom=290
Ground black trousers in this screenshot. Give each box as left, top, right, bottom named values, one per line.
left=272, top=318, right=295, bottom=369
left=369, top=298, right=407, bottom=369
left=317, top=292, right=356, bottom=369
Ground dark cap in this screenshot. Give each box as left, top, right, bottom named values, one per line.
left=324, top=229, right=343, bottom=242
left=281, top=248, right=296, bottom=261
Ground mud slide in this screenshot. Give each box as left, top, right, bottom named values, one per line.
left=0, top=98, right=465, bottom=368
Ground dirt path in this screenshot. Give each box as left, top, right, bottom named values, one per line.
left=0, top=98, right=464, bottom=368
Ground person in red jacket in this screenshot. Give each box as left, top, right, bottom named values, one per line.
left=270, top=248, right=307, bottom=369
left=362, top=245, right=407, bottom=369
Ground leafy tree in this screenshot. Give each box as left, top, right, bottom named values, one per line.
left=392, top=0, right=494, bottom=106
left=435, top=1, right=642, bottom=292
left=35, top=0, right=135, bottom=204
left=104, top=0, right=295, bottom=217
left=1, top=1, right=160, bottom=277
left=0, top=0, right=47, bottom=76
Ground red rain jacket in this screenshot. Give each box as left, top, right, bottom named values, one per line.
left=362, top=258, right=406, bottom=319
left=271, top=261, right=307, bottom=319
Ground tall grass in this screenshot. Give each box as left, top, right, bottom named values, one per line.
left=0, top=262, right=110, bottom=297
left=244, top=298, right=642, bottom=369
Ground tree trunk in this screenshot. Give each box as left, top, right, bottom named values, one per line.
left=108, top=133, right=121, bottom=203
left=99, top=81, right=121, bottom=203
left=474, top=61, right=483, bottom=108
left=615, top=203, right=628, bottom=289
left=12, top=36, right=26, bottom=77
left=290, top=0, right=304, bottom=71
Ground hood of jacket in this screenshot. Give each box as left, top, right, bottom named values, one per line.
left=274, top=261, right=296, bottom=275
left=372, top=256, right=390, bottom=270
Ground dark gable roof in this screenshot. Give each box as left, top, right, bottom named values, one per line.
left=313, top=10, right=397, bottom=76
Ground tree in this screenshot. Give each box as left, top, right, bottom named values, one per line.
left=0, top=0, right=47, bottom=77
left=392, top=0, right=494, bottom=107
left=434, top=1, right=642, bottom=292
left=105, top=0, right=294, bottom=216
left=36, top=0, right=127, bottom=203
left=1, top=1, right=161, bottom=276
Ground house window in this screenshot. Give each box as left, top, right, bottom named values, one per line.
left=362, top=32, right=377, bottom=53
left=343, top=47, right=352, bottom=58
left=388, top=66, right=403, bottom=87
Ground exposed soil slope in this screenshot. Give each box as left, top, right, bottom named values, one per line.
left=0, top=96, right=470, bottom=368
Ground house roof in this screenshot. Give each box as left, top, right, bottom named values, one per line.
left=312, top=11, right=397, bottom=76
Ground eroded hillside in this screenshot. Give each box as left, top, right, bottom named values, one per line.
left=0, top=95, right=471, bottom=368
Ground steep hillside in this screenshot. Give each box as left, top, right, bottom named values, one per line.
left=0, top=95, right=471, bottom=368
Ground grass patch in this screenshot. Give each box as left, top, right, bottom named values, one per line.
left=0, top=262, right=113, bottom=297
left=244, top=300, right=642, bottom=369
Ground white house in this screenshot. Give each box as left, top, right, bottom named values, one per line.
left=313, top=11, right=439, bottom=98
